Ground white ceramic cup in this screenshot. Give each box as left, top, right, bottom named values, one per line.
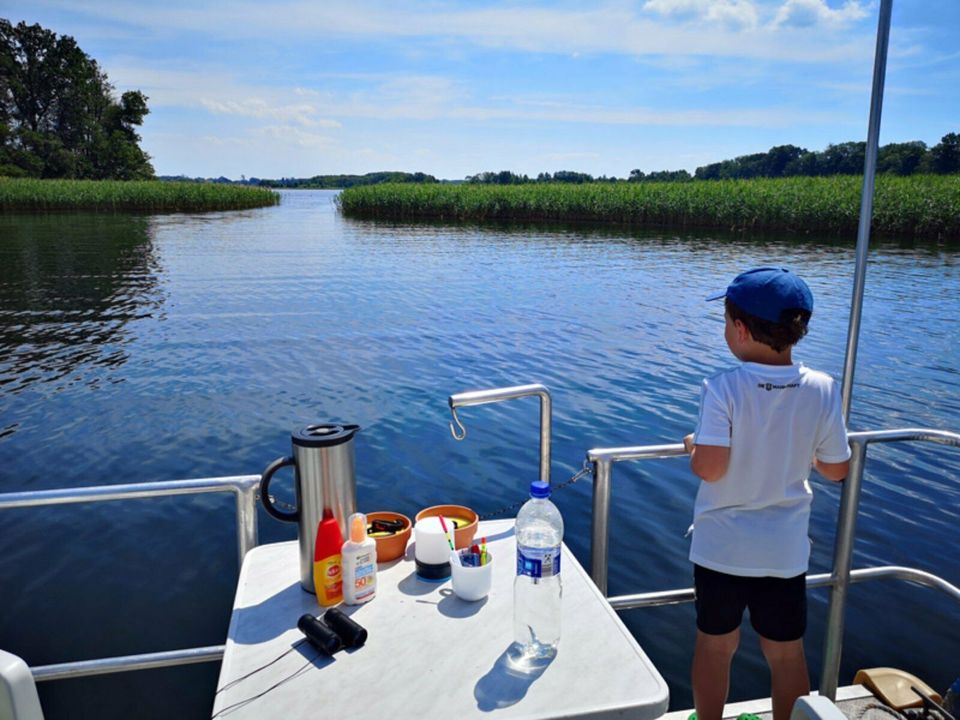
left=451, top=549, right=493, bottom=601
left=414, top=516, right=453, bottom=565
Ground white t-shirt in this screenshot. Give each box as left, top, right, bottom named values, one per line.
left=690, top=362, right=850, bottom=578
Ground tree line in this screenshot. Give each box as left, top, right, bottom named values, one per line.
left=253, top=171, right=438, bottom=188
left=693, top=137, right=959, bottom=180
left=466, top=134, right=960, bottom=185
left=1, top=19, right=154, bottom=180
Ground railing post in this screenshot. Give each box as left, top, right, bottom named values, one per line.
left=537, top=391, right=552, bottom=485
left=590, top=458, right=613, bottom=596
left=819, top=438, right=868, bottom=700
left=235, top=481, right=260, bottom=566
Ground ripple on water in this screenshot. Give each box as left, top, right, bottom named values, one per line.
left=1, top=192, right=958, bottom=716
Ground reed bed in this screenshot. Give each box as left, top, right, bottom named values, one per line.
left=0, top=178, right=280, bottom=212
left=338, top=175, right=960, bottom=239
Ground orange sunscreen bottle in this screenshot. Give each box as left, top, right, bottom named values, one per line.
left=342, top=512, right=377, bottom=605
left=314, top=509, right=344, bottom=606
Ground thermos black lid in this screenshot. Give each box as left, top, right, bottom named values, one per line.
left=292, top=424, right=360, bottom=448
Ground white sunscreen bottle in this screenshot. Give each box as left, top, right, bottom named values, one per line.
left=342, top=512, right=377, bottom=605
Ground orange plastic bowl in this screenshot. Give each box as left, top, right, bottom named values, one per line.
left=415, top=505, right=478, bottom=549
left=366, top=511, right=412, bottom=563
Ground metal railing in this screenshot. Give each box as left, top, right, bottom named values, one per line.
left=0, top=475, right=261, bottom=681
left=586, top=427, right=960, bottom=701
left=4, top=426, right=958, bottom=695
left=449, top=384, right=552, bottom=485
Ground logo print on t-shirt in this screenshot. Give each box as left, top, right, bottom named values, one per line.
left=758, top=382, right=800, bottom=391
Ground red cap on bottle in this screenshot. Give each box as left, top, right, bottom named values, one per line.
left=315, top=509, right=344, bottom=560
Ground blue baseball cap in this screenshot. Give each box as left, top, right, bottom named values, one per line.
left=707, top=267, right=813, bottom=323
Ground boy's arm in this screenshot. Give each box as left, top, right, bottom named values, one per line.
left=813, top=380, right=851, bottom=483
left=684, top=433, right=730, bottom=483
left=814, top=458, right=849, bottom=482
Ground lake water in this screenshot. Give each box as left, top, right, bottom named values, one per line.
left=1, top=189, right=958, bottom=718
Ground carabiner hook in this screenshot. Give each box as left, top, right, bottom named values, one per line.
left=449, top=406, right=467, bottom=441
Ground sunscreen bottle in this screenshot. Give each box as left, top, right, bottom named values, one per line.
left=342, top=512, right=377, bottom=605
left=313, top=509, right=344, bottom=606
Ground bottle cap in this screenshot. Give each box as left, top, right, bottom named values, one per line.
left=530, top=481, right=551, bottom=498
left=349, top=512, right=367, bottom=543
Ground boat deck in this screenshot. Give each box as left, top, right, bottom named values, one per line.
left=662, top=685, right=882, bottom=720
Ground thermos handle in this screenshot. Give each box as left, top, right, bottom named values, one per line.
left=259, top=456, right=299, bottom=522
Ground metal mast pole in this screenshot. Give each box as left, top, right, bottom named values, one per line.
left=821, top=0, right=894, bottom=701
left=839, top=0, right=893, bottom=423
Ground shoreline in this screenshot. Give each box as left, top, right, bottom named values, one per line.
left=337, top=175, right=960, bottom=240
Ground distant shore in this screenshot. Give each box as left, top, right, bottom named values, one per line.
left=337, top=175, right=960, bottom=239
left=0, top=178, right=280, bottom=212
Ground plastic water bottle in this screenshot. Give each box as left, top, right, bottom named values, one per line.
left=509, top=480, right=563, bottom=671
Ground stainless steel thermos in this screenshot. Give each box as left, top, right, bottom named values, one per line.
left=259, top=424, right=359, bottom=592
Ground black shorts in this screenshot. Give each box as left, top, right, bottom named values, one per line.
left=693, top=564, right=807, bottom=642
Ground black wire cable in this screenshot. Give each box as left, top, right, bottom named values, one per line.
left=213, top=638, right=309, bottom=696
left=212, top=644, right=323, bottom=718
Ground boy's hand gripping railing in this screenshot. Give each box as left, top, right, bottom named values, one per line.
left=448, top=384, right=552, bottom=485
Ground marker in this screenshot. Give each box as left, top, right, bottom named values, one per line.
left=438, top=515, right=456, bottom=551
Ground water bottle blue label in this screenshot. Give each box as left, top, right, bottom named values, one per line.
left=517, top=545, right=561, bottom=578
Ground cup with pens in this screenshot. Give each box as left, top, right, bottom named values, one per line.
left=450, top=535, right=492, bottom=602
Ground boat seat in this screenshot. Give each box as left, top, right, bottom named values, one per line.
left=0, top=650, right=44, bottom=720
left=791, top=695, right=847, bottom=720
left=853, top=668, right=942, bottom=710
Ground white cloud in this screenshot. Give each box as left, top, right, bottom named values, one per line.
left=642, top=0, right=760, bottom=30
left=257, top=125, right=337, bottom=148
left=198, top=135, right=245, bottom=147
left=111, top=60, right=845, bottom=130
left=37, top=0, right=874, bottom=63
left=772, top=0, right=869, bottom=30
left=199, top=98, right=341, bottom=127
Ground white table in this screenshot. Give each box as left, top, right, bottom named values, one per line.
left=212, top=519, right=669, bottom=719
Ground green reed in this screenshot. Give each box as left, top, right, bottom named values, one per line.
left=338, top=175, right=960, bottom=239
left=0, top=178, right=280, bottom=212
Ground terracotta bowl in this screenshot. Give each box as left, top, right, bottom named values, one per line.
left=415, top=505, right=478, bottom=549
left=366, top=511, right=412, bottom=563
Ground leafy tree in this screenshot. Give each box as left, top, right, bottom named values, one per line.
left=764, top=145, right=806, bottom=176
left=877, top=141, right=927, bottom=175
left=645, top=169, right=692, bottom=182
left=0, top=19, right=153, bottom=179
left=818, top=142, right=865, bottom=175
left=466, top=170, right=529, bottom=184
left=551, top=170, right=593, bottom=183
left=929, top=132, right=960, bottom=174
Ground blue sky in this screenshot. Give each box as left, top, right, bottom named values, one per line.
left=8, top=1, right=959, bottom=180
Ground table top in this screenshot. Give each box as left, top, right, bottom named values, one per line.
left=212, top=519, right=669, bottom=719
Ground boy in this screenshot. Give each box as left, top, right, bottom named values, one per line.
left=683, top=267, right=851, bottom=720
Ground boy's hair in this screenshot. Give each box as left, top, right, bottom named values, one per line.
left=725, top=297, right=810, bottom=353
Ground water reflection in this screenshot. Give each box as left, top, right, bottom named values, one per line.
left=0, top=214, right=164, bottom=402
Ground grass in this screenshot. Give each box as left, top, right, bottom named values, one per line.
left=0, top=178, right=280, bottom=212
left=337, top=175, right=960, bottom=239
